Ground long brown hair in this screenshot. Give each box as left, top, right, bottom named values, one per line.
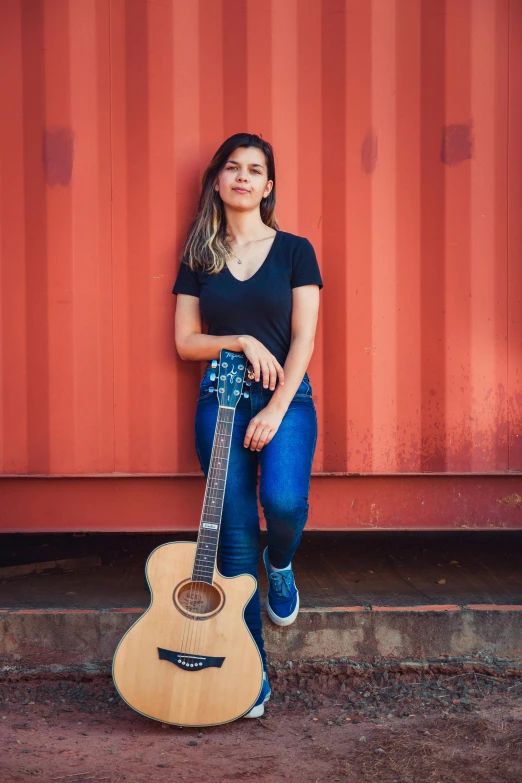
left=179, top=133, right=280, bottom=275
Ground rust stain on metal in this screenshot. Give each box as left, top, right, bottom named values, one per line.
left=42, top=126, right=75, bottom=186
left=441, top=120, right=474, bottom=166
left=496, top=494, right=521, bottom=508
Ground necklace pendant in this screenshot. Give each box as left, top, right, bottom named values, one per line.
left=237, top=259, right=242, bottom=264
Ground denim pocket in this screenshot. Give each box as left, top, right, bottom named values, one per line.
left=198, top=370, right=215, bottom=401
left=294, top=374, right=313, bottom=398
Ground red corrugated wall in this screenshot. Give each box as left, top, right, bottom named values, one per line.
left=1, top=0, right=521, bottom=531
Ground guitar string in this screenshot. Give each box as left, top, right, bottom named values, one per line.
left=189, top=406, right=232, bottom=659
left=194, top=404, right=238, bottom=659
left=183, top=406, right=228, bottom=658
left=178, top=403, right=218, bottom=659
left=181, top=406, right=226, bottom=659
left=184, top=380, right=243, bottom=660
left=189, top=403, right=236, bottom=661
left=190, top=368, right=248, bottom=660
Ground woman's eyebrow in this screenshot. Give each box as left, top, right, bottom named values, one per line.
left=227, top=159, right=264, bottom=169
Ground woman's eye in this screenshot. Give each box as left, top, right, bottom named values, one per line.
left=226, top=166, right=260, bottom=173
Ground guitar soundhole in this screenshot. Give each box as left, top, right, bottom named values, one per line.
left=173, top=580, right=224, bottom=620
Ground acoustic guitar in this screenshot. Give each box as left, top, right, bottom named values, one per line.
left=112, top=349, right=264, bottom=726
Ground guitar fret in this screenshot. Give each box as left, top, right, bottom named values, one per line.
left=193, top=355, right=244, bottom=586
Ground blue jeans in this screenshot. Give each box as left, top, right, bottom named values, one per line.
left=194, top=361, right=318, bottom=671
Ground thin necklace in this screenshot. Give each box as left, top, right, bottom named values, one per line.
left=227, top=233, right=274, bottom=264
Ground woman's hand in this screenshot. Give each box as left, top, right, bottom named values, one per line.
left=244, top=407, right=285, bottom=451
left=239, top=335, right=285, bottom=391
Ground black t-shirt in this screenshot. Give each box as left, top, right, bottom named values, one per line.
left=172, top=230, right=323, bottom=366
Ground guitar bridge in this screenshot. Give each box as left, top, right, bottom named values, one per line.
left=158, top=647, right=225, bottom=671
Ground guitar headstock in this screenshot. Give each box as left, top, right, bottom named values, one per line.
left=208, top=349, right=254, bottom=409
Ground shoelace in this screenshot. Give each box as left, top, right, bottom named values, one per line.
left=268, top=569, right=294, bottom=599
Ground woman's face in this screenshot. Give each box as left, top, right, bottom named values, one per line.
left=215, top=146, right=273, bottom=210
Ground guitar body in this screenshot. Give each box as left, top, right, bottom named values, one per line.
left=113, top=541, right=264, bottom=727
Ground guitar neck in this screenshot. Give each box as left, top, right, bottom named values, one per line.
left=192, top=405, right=235, bottom=585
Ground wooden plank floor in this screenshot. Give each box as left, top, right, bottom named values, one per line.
left=1, top=532, right=521, bottom=610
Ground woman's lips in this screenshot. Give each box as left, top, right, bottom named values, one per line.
left=233, top=188, right=249, bottom=193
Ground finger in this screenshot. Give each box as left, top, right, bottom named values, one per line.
left=276, top=362, right=285, bottom=385
left=252, top=358, right=261, bottom=381
left=249, top=425, right=261, bottom=450
left=251, top=426, right=269, bottom=451
left=268, top=362, right=277, bottom=391
left=255, top=428, right=273, bottom=451
left=244, top=418, right=259, bottom=448
left=253, top=359, right=262, bottom=383
left=249, top=421, right=268, bottom=450
left=244, top=423, right=252, bottom=448
left=260, top=360, right=270, bottom=388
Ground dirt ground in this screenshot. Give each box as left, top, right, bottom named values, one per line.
left=1, top=670, right=521, bottom=783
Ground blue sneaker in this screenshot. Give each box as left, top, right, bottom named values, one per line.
left=243, top=670, right=271, bottom=719
left=263, top=546, right=300, bottom=626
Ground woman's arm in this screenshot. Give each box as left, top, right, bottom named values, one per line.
left=174, top=294, right=244, bottom=360
left=265, top=284, right=320, bottom=415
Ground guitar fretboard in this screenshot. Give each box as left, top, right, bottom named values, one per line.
left=192, top=405, right=235, bottom=585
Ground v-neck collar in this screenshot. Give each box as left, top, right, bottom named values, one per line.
left=224, top=230, right=281, bottom=283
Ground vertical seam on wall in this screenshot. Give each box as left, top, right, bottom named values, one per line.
left=109, top=0, right=116, bottom=473
left=507, top=0, right=511, bottom=470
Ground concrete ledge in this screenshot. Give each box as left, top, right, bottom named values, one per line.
left=1, top=605, right=521, bottom=677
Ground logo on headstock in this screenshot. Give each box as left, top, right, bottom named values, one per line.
left=226, top=366, right=238, bottom=384
left=223, top=350, right=245, bottom=361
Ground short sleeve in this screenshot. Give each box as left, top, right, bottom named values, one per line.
left=291, top=238, right=323, bottom=290
left=172, top=260, right=201, bottom=298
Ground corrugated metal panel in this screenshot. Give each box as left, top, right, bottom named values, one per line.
left=1, top=0, right=114, bottom=475
left=0, top=1, right=520, bottom=496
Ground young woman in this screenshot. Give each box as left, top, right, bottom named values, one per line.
left=172, top=132, right=323, bottom=718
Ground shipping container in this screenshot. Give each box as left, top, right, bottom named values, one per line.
left=0, top=0, right=520, bottom=531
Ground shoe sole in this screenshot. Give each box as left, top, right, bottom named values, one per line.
left=263, top=547, right=300, bottom=627
left=242, top=691, right=271, bottom=719
left=265, top=589, right=300, bottom=626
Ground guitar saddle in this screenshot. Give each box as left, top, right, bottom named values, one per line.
left=158, top=647, right=225, bottom=671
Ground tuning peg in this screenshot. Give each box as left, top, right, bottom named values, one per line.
left=242, top=392, right=249, bottom=399
left=211, top=360, right=218, bottom=368
left=210, top=372, right=216, bottom=381
left=209, top=387, right=216, bottom=393
left=245, top=380, right=252, bottom=387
